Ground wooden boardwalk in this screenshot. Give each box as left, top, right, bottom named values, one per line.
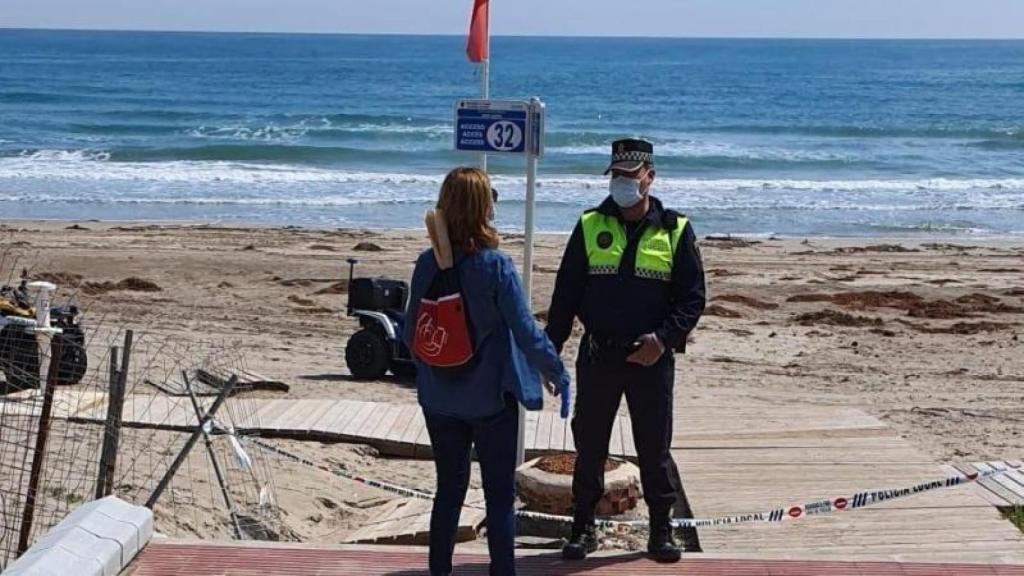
left=342, top=491, right=486, bottom=545
left=670, top=402, right=1024, bottom=563
left=958, top=461, right=1024, bottom=507
left=6, top=389, right=635, bottom=460
left=7, top=388, right=1024, bottom=563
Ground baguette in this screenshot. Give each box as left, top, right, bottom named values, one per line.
left=424, top=209, right=454, bottom=270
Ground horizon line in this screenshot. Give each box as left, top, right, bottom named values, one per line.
left=2, top=26, right=1023, bottom=42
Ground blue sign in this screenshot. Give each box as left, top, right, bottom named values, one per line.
left=455, top=100, right=529, bottom=155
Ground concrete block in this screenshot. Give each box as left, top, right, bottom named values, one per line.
left=3, top=544, right=103, bottom=576
left=36, top=524, right=119, bottom=566
left=92, top=496, right=154, bottom=556
left=3, top=496, right=154, bottom=576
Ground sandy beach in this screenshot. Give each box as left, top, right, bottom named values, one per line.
left=1, top=220, right=1022, bottom=544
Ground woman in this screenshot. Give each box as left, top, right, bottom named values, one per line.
left=404, top=167, right=570, bottom=576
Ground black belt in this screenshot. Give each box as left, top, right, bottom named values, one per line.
left=582, top=333, right=641, bottom=363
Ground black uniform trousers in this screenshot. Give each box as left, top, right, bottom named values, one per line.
left=571, top=341, right=682, bottom=521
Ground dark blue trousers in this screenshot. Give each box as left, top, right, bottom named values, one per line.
left=424, top=396, right=519, bottom=576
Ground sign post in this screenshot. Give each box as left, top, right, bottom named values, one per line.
left=455, top=97, right=545, bottom=466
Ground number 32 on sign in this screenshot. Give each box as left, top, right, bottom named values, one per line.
left=455, top=99, right=544, bottom=157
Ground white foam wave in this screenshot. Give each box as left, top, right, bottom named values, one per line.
left=1, top=154, right=1022, bottom=211
left=548, top=141, right=846, bottom=162
left=184, top=124, right=309, bottom=142
left=183, top=119, right=452, bottom=141
left=340, top=122, right=451, bottom=135
left=16, top=149, right=111, bottom=162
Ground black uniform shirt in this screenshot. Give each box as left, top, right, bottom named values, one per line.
left=545, top=196, right=707, bottom=355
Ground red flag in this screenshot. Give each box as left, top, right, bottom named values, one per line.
left=466, top=0, right=489, bottom=63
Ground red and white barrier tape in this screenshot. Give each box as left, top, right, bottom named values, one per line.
left=234, top=429, right=1019, bottom=530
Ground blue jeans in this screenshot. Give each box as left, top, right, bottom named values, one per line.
left=424, top=396, right=519, bottom=576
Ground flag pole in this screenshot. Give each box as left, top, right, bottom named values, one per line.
left=479, top=7, right=490, bottom=171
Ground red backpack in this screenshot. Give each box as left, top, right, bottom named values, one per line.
left=412, top=210, right=474, bottom=370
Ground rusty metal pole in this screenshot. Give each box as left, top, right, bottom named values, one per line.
left=95, top=344, right=120, bottom=499
left=145, top=375, right=237, bottom=509
left=95, top=330, right=132, bottom=500
left=183, top=371, right=243, bottom=539
left=17, top=335, right=63, bottom=555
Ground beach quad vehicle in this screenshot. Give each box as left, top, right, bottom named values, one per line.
left=0, top=276, right=88, bottom=394
left=343, top=258, right=415, bottom=380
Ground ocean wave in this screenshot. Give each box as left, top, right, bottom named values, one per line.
left=547, top=141, right=851, bottom=164
left=0, top=91, right=68, bottom=104
left=13, top=149, right=112, bottom=162
left=99, top=144, right=440, bottom=163
left=1, top=155, right=1022, bottom=211
left=964, top=139, right=1024, bottom=150
left=1, top=153, right=1021, bottom=193
left=686, top=124, right=1024, bottom=140
left=2, top=190, right=1020, bottom=214
left=4, top=136, right=860, bottom=169
left=184, top=118, right=452, bottom=142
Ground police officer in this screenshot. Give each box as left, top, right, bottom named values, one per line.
left=544, top=138, right=706, bottom=563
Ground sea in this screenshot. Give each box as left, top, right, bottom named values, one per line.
left=2, top=29, right=1023, bottom=237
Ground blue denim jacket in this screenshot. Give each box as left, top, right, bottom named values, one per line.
left=403, top=247, right=570, bottom=420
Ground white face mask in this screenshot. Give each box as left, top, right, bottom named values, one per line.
left=609, top=176, right=643, bottom=208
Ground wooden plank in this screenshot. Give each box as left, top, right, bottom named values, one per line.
left=989, top=471, right=1024, bottom=504
left=401, top=411, right=427, bottom=446
left=1003, top=470, right=1024, bottom=495
left=300, top=399, right=344, bottom=432
left=319, top=400, right=362, bottom=434
left=162, top=398, right=199, bottom=428
left=305, top=399, right=345, bottom=431
left=56, top=390, right=107, bottom=419
left=523, top=411, right=539, bottom=453
left=264, top=399, right=317, bottom=431
left=384, top=405, right=420, bottom=444
left=410, top=413, right=433, bottom=459
left=621, top=412, right=636, bottom=459
left=548, top=412, right=567, bottom=455
left=412, top=417, right=431, bottom=448
left=534, top=411, right=553, bottom=453
left=359, top=403, right=392, bottom=440
left=254, top=399, right=293, bottom=426
left=563, top=417, right=576, bottom=452
left=344, top=497, right=483, bottom=545
left=131, top=396, right=177, bottom=427
left=608, top=416, right=624, bottom=458
left=368, top=404, right=403, bottom=441
left=340, top=401, right=377, bottom=438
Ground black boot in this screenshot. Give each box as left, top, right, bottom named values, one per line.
left=647, top=518, right=682, bottom=563
left=562, top=517, right=598, bottom=560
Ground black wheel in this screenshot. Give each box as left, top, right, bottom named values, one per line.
left=57, top=326, right=88, bottom=385
left=390, top=360, right=416, bottom=379
left=0, top=325, right=40, bottom=394
left=345, top=329, right=390, bottom=380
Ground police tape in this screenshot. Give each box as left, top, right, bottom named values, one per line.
left=229, top=427, right=1019, bottom=531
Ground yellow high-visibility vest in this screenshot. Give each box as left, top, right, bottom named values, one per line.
left=580, top=211, right=686, bottom=282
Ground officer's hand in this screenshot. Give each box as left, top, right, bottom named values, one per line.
left=543, top=371, right=571, bottom=418
left=626, top=333, right=665, bottom=367
left=543, top=376, right=558, bottom=396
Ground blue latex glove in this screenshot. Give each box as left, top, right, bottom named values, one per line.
left=558, top=371, right=572, bottom=419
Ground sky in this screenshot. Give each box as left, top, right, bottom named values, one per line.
left=1, top=0, right=1023, bottom=39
